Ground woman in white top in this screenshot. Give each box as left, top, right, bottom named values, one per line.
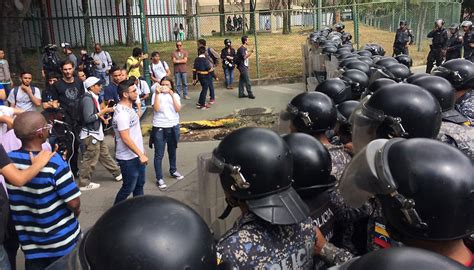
left=150, top=76, right=183, bottom=190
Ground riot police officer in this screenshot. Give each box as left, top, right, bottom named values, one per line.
left=426, top=19, right=448, bottom=73
left=393, top=20, right=415, bottom=56
left=410, top=75, right=474, bottom=160
left=281, top=92, right=352, bottom=180
left=212, top=128, right=315, bottom=269
left=283, top=133, right=359, bottom=269
left=334, top=22, right=352, bottom=45
left=46, top=196, right=217, bottom=270
left=329, top=247, right=470, bottom=270
left=338, top=138, right=474, bottom=266
left=446, top=23, right=463, bottom=61
left=432, top=59, right=474, bottom=126
left=461, top=20, right=473, bottom=62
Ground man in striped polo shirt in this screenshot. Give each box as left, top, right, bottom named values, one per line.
left=6, top=111, right=81, bottom=270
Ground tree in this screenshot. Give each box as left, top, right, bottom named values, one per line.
left=125, top=0, right=134, bottom=46
left=81, top=0, right=93, bottom=49
left=219, top=0, right=225, bottom=35
left=186, top=0, right=195, bottom=39
left=0, top=0, right=32, bottom=74
left=249, top=0, right=256, bottom=34
left=39, top=0, right=51, bottom=47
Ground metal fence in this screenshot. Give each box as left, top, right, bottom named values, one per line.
left=14, top=0, right=463, bottom=80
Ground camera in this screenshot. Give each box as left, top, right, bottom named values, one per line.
left=43, top=44, right=61, bottom=74
left=224, top=60, right=233, bottom=68
left=81, top=54, right=96, bottom=77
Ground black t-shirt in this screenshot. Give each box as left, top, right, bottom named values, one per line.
left=0, top=144, right=12, bottom=244
left=51, top=78, right=84, bottom=123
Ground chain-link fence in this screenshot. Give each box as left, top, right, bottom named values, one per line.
left=11, top=0, right=463, bottom=81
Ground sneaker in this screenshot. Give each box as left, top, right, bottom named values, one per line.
left=157, top=179, right=168, bottom=191
left=209, top=99, right=215, bottom=105
left=248, top=94, right=256, bottom=99
left=115, top=174, right=123, bottom=182
left=239, top=94, right=248, bottom=98
left=171, top=171, right=184, bottom=180
left=184, top=95, right=191, bottom=100
left=80, top=182, right=101, bottom=191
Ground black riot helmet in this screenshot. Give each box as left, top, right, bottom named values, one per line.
left=315, top=78, right=352, bottom=104
left=399, top=20, right=408, bottom=27
left=374, top=57, right=399, bottom=68
left=344, top=61, right=371, bottom=77
left=283, top=92, right=338, bottom=134
left=363, top=43, right=386, bottom=56
left=83, top=196, right=216, bottom=270
left=449, top=23, right=459, bottom=33
left=395, top=54, right=413, bottom=68
left=367, top=78, right=397, bottom=95
left=341, top=69, right=370, bottom=99
left=372, top=63, right=411, bottom=83
left=461, top=20, right=473, bottom=30
left=339, top=57, right=361, bottom=68
left=337, top=100, right=360, bottom=124
left=339, top=247, right=469, bottom=270
left=411, top=76, right=468, bottom=123
left=341, top=43, right=354, bottom=51
left=334, top=22, right=345, bottom=31
left=357, top=50, right=373, bottom=57
left=211, top=127, right=309, bottom=225
left=339, top=138, right=474, bottom=241
left=357, top=56, right=374, bottom=67
left=322, top=45, right=338, bottom=55
left=431, top=59, right=474, bottom=90
left=351, top=84, right=442, bottom=154
left=282, top=133, right=334, bottom=199
left=435, top=18, right=445, bottom=28
left=337, top=46, right=352, bottom=55
left=406, top=72, right=430, bottom=83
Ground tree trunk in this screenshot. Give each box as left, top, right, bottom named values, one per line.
left=39, top=0, right=51, bottom=46
left=287, top=0, right=291, bottom=33
left=82, top=0, right=93, bottom=49
left=186, top=0, right=195, bottom=40
left=1, top=0, right=32, bottom=74
left=249, top=0, right=256, bottom=34
left=283, top=0, right=289, bottom=34
left=219, top=0, right=225, bottom=35
left=126, top=0, right=134, bottom=46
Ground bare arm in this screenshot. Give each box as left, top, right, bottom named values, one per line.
left=0, top=89, right=5, bottom=100
left=0, top=115, right=13, bottom=130
left=170, top=92, right=181, bottom=112
left=153, top=93, right=161, bottom=112
left=0, top=150, right=56, bottom=186
left=66, top=197, right=81, bottom=217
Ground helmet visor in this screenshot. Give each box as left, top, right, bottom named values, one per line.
left=338, top=139, right=396, bottom=207
left=350, top=102, right=382, bottom=154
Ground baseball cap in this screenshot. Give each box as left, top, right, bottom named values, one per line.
left=83, top=77, right=101, bottom=90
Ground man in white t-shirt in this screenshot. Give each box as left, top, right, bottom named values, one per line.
left=7, top=71, right=42, bottom=111
left=112, top=79, right=148, bottom=205
left=130, top=76, right=150, bottom=118
left=150, top=51, right=171, bottom=84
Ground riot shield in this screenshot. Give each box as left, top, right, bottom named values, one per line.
left=168, top=153, right=241, bottom=240
left=326, top=55, right=341, bottom=79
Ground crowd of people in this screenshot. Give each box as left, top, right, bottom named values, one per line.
left=0, top=17, right=472, bottom=270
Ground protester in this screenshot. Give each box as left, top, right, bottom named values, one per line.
left=130, top=75, right=150, bottom=117
left=173, top=23, right=180, bottom=41
left=79, top=77, right=122, bottom=191
left=235, top=36, right=255, bottom=99
left=91, top=43, right=113, bottom=85
left=112, top=79, right=147, bottom=204
left=172, top=41, right=189, bottom=99
left=6, top=111, right=81, bottom=270
left=179, top=23, right=185, bottom=40
left=150, top=51, right=171, bottom=84
left=103, top=66, right=122, bottom=105
left=193, top=47, right=212, bottom=110
left=126, top=47, right=147, bottom=79
left=7, top=71, right=41, bottom=112
left=150, top=76, right=183, bottom=191
left=0, top=49, right=12, bottom=104
left=77, top=70, right=87, bottom=82
left=61, top=42, right=77, bottom=70
left=198, top=39, right=218, bottom=104
left=50, top=59, right=85, bottom=177
left=221, top=39, right=236, bottom=89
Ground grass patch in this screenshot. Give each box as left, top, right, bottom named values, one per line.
left=23, top=22, right=428, bottom=85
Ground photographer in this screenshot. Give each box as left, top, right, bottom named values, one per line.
left=150, top=76, right=183, bottom=191
left=91, top=43, right=113, bottom=86
left=41, top=44, right=61, bottom=79
left=79, top=77, right=122, bottom=191
left=78, top=49, right=95, bottom=77
left=61, top=42, right=77, bottom=70
left=221, top=39, right=236, bottom=89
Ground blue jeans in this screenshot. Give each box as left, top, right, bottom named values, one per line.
left=152, top=125, right=180, bottom=180
left=224, top=68, right=234, bottom=87
left=174, top=72, right=188, bottom=96
left=0, top=245, right=11, bottom=270
left=114, top=157, right=146, bottom=204
left=25, top=256, right=61, bottom=270
left=94, top=70, right=109, bottom=86
left=198, top=75, right=211, bottom=106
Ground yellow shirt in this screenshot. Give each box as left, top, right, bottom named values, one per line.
left=126, top=56, right=142, bottom=78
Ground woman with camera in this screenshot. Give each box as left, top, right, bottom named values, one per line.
left=150, top=76, right=183, bottom=191
left=221, top=39, right=236, bottom=89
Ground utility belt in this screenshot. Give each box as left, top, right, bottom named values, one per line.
left=196, top=71, right=209, bottom=75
